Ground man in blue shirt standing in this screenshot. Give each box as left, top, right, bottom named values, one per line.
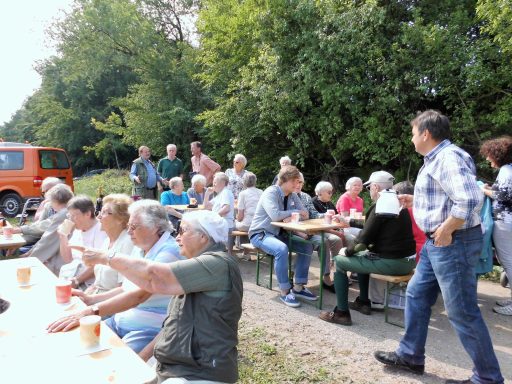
left=130, top=146, right=164, bottom=200
left=374, top=110, right=503, bottom=384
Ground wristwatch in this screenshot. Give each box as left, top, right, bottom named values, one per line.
left=91, top=304, right=100, bottom=316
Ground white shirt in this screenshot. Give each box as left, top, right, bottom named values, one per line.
left=237, top=187, right=263, bottom=228
left=211, top=188, right=235, bottom=228
left=68, top=220, right=108, bottom=261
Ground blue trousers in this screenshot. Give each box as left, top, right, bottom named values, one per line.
left=250, top=231, right=313, bottom=290
left=397, top=226, right=503, bottom=384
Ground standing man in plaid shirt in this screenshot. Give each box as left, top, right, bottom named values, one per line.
left=374, top=110, right=503, bottom=384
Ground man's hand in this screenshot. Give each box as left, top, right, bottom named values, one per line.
left=299, top=210, right=308, bottom=220
left=134, top=176, right=141, bottom=184
left=398, top=194, right=414, bottom=209
left=432, top=226, right=453, bottom=247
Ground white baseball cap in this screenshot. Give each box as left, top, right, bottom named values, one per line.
left=363, top=171, right=395, bottom=186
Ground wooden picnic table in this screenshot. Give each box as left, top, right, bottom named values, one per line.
left=271, top=218, right=345, bottom=309
left=0, top=257, right=156, bottom=384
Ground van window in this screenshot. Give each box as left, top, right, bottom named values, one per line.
left=0, top=151, right=24, bottom=170
left=39, top=150, right=70, bottom=169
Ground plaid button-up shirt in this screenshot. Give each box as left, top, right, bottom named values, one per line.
left=413, top=140, right=483, bottom=232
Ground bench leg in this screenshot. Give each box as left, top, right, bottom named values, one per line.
left=384, top=281, right=405, bottom=328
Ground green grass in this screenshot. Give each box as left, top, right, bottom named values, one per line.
left=479, top=265, right=504, bottom=284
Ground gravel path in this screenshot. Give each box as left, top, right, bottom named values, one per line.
left=237, top=254, right=512, bottom=383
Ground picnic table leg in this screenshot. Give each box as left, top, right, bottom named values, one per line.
left=318, top=231, right=325, bottom=310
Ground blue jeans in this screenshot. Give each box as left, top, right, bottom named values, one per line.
left=250, top=231, right=314, bottom=290
left=397, top=226, right=503, bottom=384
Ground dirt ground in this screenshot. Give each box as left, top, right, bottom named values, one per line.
left=236, top=251, right=512, bottom=384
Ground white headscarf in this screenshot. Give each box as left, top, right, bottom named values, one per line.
left=183, top=210, right=228, bottom=244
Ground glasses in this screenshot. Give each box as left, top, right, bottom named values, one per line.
left=127, top=222, right=143, bottom=231
left=365, top=184, right=373, bottom=191
left=97, top=209, right=113, bottom=218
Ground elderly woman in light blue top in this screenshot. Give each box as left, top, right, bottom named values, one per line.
left=47, top=199, right=182, bottom=361
left=187, top=174, right=207, bottom=204
left=225, top=153, right=248, bottom=200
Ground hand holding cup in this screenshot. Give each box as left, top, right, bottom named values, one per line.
left=82, top=248, right=108, bottom=267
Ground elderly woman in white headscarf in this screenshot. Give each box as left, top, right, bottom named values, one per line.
left=80, top=210, right=243, bottom=384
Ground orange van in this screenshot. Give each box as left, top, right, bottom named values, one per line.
left=0, top=142, right=74, bottom=217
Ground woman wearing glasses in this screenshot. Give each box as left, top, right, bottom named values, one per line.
left=84, top=194, right=134, bottom=294
left=80, top=210, right=243, bottom=383
left=225, top=153, right=248, bottom=199
left=47, top=200, right=182, bottom=360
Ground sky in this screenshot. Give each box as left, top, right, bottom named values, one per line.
left=0, top=0, right=74, bottom=125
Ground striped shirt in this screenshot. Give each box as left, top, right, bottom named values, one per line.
left=413, top=140, right=483, bottom=232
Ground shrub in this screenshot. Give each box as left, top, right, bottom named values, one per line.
left=74, top=169, right=132, bottom=199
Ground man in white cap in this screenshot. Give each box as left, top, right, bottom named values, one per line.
left=319, top=170, right=416, bottom=326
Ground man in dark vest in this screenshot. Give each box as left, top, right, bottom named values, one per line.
left=130, top=146, right=164, bottom=200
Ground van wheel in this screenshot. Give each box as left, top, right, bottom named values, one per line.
left=0, top=193, right=22, bottom=217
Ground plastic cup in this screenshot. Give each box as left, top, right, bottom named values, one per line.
left=354, top=212, right=362, bottom=220
left=17, top=266, right=31, bottom=285
left=55, top=280, right=72, bottom=304
left=326, top=209, right=336, bottom=216
left=80, top=315, right=101, bottom=348
left=3, top=227, right=13, bottom=239
left=190, top=198, right=197, bottom=205
left=349, top=208, right=356, bottom=219
left=324, top=213, right=333, bottom=224
left=291, top=212, right=300, bottom=223
left=59, top=219, right=75, bottom=236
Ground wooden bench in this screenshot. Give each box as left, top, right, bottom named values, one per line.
left=370, top=271, right=414, bottom=328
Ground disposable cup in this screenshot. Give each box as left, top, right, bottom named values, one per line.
left=59, top=219, right=75, bottom=236
left=79, top=315, right=101, bottom=348
left=55, top=280, right=72, bottom=304
left=17, top=266, right=31, bottom=285
left=349, top=208, right=356, bottom=219
left=190, top=198, right=197, bottom=205
left=324, top=213, right=333, bottom=224
left=3, top=227, right=13, bottom=239
left=291, top=212, right=300, bottom=223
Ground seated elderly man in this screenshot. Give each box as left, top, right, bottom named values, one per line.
left=58, top=195, right=108, bottom=289
left=79, top=210, right=243, bottom=383
left=47, top=200, right=182, bottom=359
left=24, top=184, right=74, bottom=275
left=319, top=171, right=416, bottom=325
left=250, top=165, right=316, bottom=307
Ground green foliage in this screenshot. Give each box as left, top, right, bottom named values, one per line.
left=1, top=0, right=512, bottom=189
left=74, top=169, right=132, bottom=198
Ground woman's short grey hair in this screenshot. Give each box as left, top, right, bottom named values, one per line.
left=41, top=177, right=63, bottom=192
left=315, top=181, right=333, bottom=196
left=233, top=153, right=247, bottom=168
left=169, top=177, right=183, bottom=190
left=67, top=195, right=95, bottom=218
left=393, top=181, right=414, bottom=195
left=243, top=171, right=257, bottom=188
left=46, top=184, right=74, bottom=205
left=345, top=177, right=363, bottom=191
left=213, top=172, right=229, bottom=186
left=129, top=200, right=171, bottom=235
left=279, top=156, right=292, bottom=167
left=191, top=174, right=207, bottom=188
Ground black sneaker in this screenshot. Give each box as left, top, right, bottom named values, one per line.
left=349, top=296, right=371, bottom=315
left=374, top=351, right=424, bottom=375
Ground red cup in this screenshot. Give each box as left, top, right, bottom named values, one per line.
left=55, top=280, right=72, bottom=304
left=3, top=227, right=13, bottom=239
